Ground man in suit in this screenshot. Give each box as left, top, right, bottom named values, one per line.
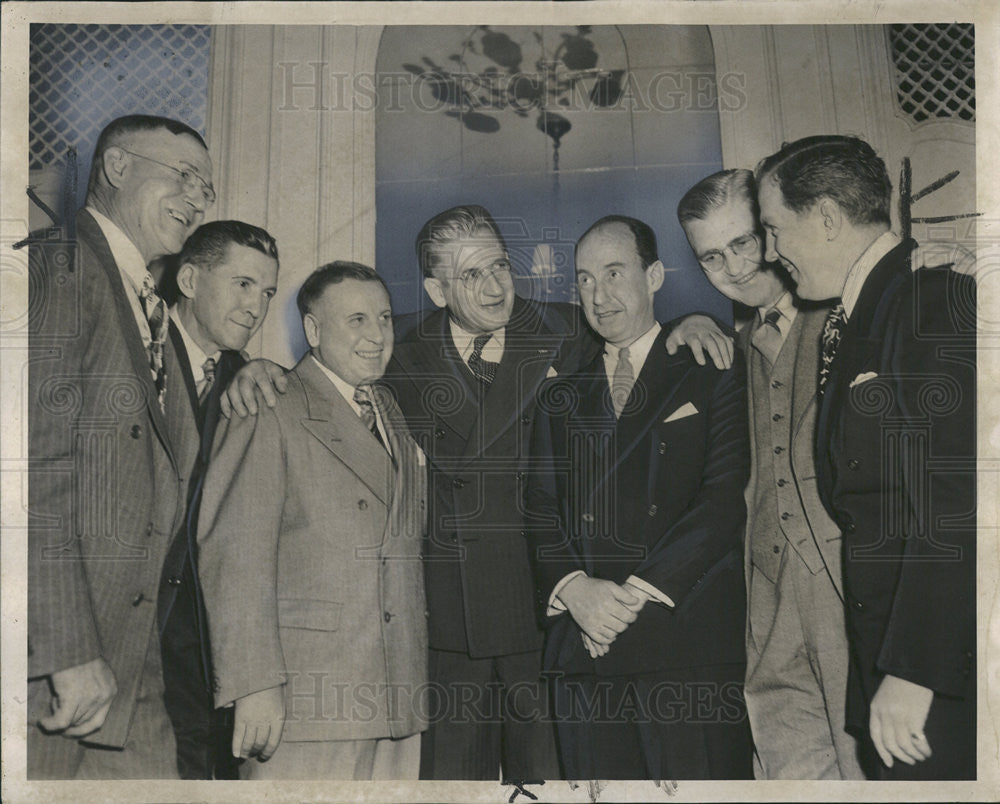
left=157, top=220, right=279, bottom=778
left=677, top=169, right=864, bottom=779
left=525, top=215, right=753, bottom=780
left=756, top=135, right=976, bottom=779
left=28, top=114, right=212, bottom=778
left=196, top=261, right=428, bottom=779
left=379, top=204, right=599, bottom=780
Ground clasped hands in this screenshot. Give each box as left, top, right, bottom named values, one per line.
left=559, top=575, right=651, bottom=659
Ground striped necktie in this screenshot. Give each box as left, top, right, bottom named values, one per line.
left=354, top=385, right=386, bottom=451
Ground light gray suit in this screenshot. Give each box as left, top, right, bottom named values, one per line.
left=197, top=354, right=428, bottom=775
left=740, top=304, right=864, bottom=780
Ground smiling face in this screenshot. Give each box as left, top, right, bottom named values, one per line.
left=423, top=226, right=515, bottom=334
left=682, top=198, right=786, bottom=309
left=108, top=127, right=214, bottom=262
left=179, top=243, right=278, bottom=354
left=304, top=278, right=393, bottom=387
left=758, top=177, right=842, bottom=301
left=575, top=221, right=663, bottom=346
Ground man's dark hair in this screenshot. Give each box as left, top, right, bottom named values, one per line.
left=576, top=214, right=658, bottom=270
left=415, top=204, right=507, bottom=278
left=677, top=169, right=758, bottom=226
left=179, top=220, right=278, bottom=271
left=88, top=114, right=207, bottom=190
left=754, top=135, right=892, bottom=227
left=296, top=260, right=389, bottom=318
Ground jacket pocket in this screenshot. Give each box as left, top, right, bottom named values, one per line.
left=277, top=598, right=343, bottom=631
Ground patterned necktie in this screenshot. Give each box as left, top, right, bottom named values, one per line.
left=353, top=385, right=386, bottom=450
left=468, top=333, right=499, bottom=386
left=199, top=356, right=217, bottom=405
left=819, top=302, right=848, bottom=394
left=610, top=345, right=635, bottom=419
left=751, top=307, right=784, bottom=368
left=139, top=272, right=168, bottom=410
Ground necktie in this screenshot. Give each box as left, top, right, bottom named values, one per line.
left=353, top=385, right=386, bottom=450
left=751, top=307, right=784, bottom=368
left=819, top=302, right=847, bottom=394
left=468, top=333, right=499, bottom=386
left=139, top=272, right=168, bottom=410
left=199, top=356, right=217, bottom=405
left=610, top=346, right=635, bottom=418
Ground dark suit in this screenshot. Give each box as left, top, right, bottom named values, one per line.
left=525, top=325, right=753, bottom=779
left=382, top=296, right=599, bottom=779
left=27, top=210, right=198, bottom=778
left=815, top=239, right=976, bottom=780
left=158, top=333, right=244, bottom=779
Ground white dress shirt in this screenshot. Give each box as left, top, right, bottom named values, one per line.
left=756, top=289, right=798, bottom=347
left=170, top=309, right=221, bottom=398
left=841, top=230, right=901, bottom=319
left=548, top=321, right=675, bottom=616
left=312, top=355, right=391, bottom=453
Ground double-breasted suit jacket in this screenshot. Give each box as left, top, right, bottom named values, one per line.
left=816, top=239, right=976, bottom=774
left=28, top=209, right=199, bottom=748
left=383, top=296, right=599, bottom=658
left=526, top=325, right=751, bottom=678
left=197, top=354, right=429, bottom=742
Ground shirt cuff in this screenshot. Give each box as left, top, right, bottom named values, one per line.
left=547, top=570, right=586, bottom=616
left=626, top=575, right=675, bottom=608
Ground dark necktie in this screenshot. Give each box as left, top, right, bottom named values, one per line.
left=139, top=272, right=168, bottom=410
left=199, top=356, right=216, bottom=406
left=819, top=302, right=848, bottom=394
left=468, top=333, right=499, bottom=386
left=752, top=307, right=784, bottom=368
left=610, top=345, right=635, bottom=418
left=353, top=385, right=387, bottom=450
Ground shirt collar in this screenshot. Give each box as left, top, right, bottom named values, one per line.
left=170, top=308, right=219, bottom=387
left=448, top=318, right=506, bottom=361
left=604, top=321, right=661, bottom=372
left=841, top=230, right=900, bottom=318
left=311, top=354, right=365, bottom=414
left=86, top=206, right=149, bottom=293
left=757, top=290, right=797, bottom=327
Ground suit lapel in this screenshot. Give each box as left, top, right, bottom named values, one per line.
left=167, top=323, right=200, bottom=420
left=77, top=210, right=176, bottom=465
left=200, top=351, right=243, bottom=463
left=296, top=356, right=392, bottom=505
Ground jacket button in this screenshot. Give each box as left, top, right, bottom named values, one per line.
left=582, top=513, right=594, bottom=523
left=146, top=523, right=154, bottom=536
left=772, top=545, right=780, bottom=554
left=772, top=413, right=783, bottom=421
left=844, top=520, right=856, bottom=533
left=777, top=478, right=787, bottom=487
left=516, top=471, right=525, bottom=481
left=452, top=478, right=465, bottom=489
left=130, top=424, right=142, bottom=439
left=847, top=458, right=860, bottom=470
left=773, top=446, right=784, bottom=454
left=771, top=380, right=783, bottom=389
left=853, top=599, right=864, bottom=610
left=167, top=576, right=182, bottom=587
left=384, top=611, right=393, bottom=622
left=781, top=512, right=791, bottom=521
left=521, top=415, right=530, bottom=425
left=658, top=442, right=667, bottom=454
left=435, top=428, right=446, bottom=439
left=449, top=533, right=458, bottom=544
left=647, top=504, right=658, bottom=516
left=358, top=499, right=368, bottom=510
left=520, top=529, right=527, bottom=538
left=131, top=592, right=145, bottom=606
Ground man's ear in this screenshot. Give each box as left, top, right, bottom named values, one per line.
left=817, top=198, right=844, bottom=240
left=100, top=146, right=129, bottom=189
left=175, top=263, right=198, bottom=300
left=303, top=312, right=320, bottom=348
left=423, top=276, right=447, bottom=309
left=646, top=260, right=665, bottom=294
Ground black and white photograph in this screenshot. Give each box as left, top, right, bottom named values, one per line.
left=1, top=1, right=996, bottom=801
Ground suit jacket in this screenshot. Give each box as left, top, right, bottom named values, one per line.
left=197, top=354, right=429, bottom=742
left=28, top=209, right=198, bottom=747
left=525, top=325, right=751, bottom=677
left=740, top=304, right=844, bottom=597
left=815, top=239, right=976, bottom=731
left=157, top=336, right=246, bottom=686
left=382, top=296, right=600, bottom=657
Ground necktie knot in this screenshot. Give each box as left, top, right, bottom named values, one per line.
left=764, top=308, right=782, bottom=332
left=468, top=332, right=499, bottom=386
left=752, top=307, right=784, bottom=368
left=353, top=385, right=385, bottom=448
left=611, top=345, right=635, bottom=418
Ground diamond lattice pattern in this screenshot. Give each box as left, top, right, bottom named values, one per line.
left=889, top=23, right=974, bottom=124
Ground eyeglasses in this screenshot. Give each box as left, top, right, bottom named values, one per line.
left=118, top=147, right=216, bottom=206
left=456, top=259, right=514, bottom=288
left=697, top=232, right=760, bottom=272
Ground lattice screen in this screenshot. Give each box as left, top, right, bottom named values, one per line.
left=30, top=24, right=211, bottom=175
left=889, top=23, right=975, bottom=124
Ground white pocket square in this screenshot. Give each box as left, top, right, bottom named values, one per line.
left=664, top=402, right=699, bottom=422
left=849, top=371, right=879, bottom=388
left=546, top=366, right=558, bottom=378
